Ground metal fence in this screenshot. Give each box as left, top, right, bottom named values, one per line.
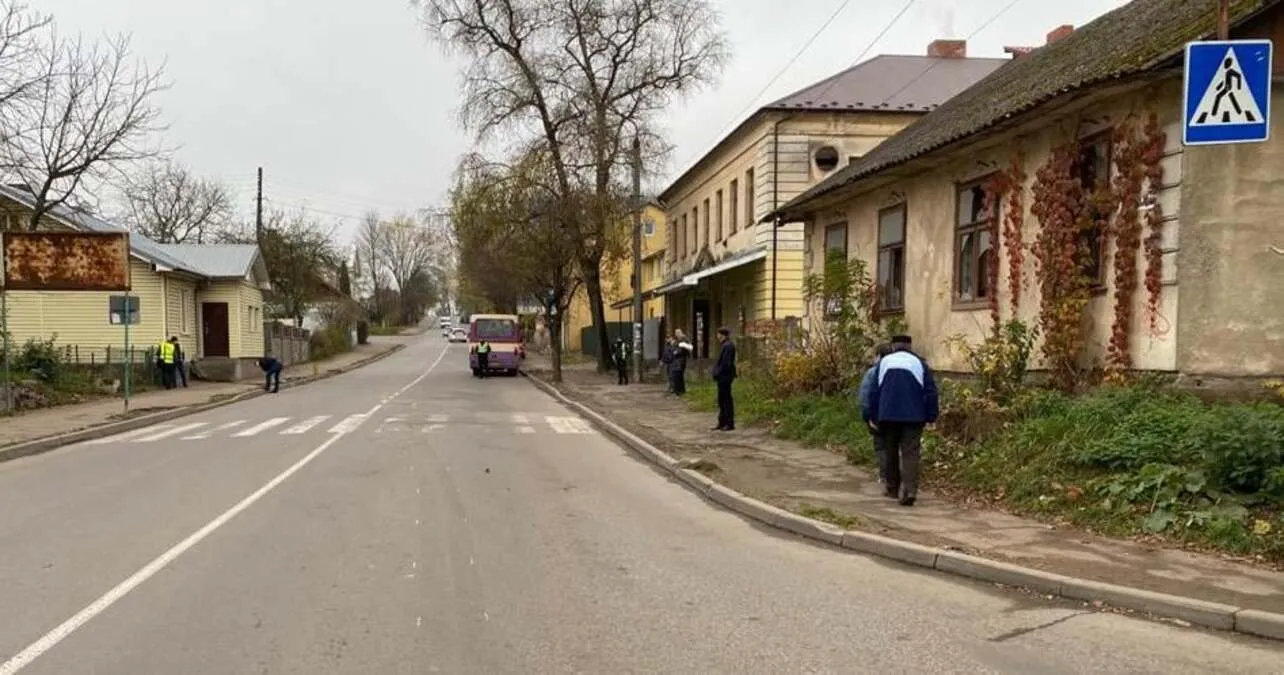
left=1, top=341, right=162, bottom=386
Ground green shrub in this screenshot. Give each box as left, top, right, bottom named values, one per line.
left=309, top=326, right=352, bottom=360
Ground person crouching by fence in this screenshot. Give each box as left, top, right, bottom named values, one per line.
left=858, top=343, right=894, bottom=484
left=258, top=355, right=283, bottom=393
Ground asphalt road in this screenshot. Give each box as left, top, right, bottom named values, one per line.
left=2, top=334, right=1283, bottom=674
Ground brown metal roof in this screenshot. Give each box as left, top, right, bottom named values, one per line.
left=658, top=52, right=1006, bottom=202
left=764, top=54, right=1008, bottom=113
left=768, top=0, right=1277, bottom=221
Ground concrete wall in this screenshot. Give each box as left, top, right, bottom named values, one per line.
left=1176, top=86, right=1284, bottom=377
left=803, top=80, right=1186, bottom=372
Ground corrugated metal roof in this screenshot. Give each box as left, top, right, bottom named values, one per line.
left=155, top=244, right=259, bottom=278
left=769, top=0, right=1275, bottom=220
left=765, top=54, right=1008, bottom=113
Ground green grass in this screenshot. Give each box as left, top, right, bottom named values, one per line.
left=686, top=377, right=1284, bottom=562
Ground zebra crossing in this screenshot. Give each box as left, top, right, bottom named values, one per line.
left=82, top=412, right=595, bottom=446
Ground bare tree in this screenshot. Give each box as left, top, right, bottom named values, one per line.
left=118, top=159, right=232, bottom=243
left=354, top=210, right=390, bottom=321
left=378, top=213, right=443, bottom=325
left=6, top=29, right=166, bottom=230
left=0, top=2, right=51, bottom=162
left=417, top=0, right=726, bottom=370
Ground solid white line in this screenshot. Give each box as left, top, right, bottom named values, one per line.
left=0, top=340, right=452, bottom=675
left=281, top=415, right=330, bottom=435
left=183, top=420, right=245, bottom=440
left=232, top=417, right=290, bottom=437
left=82, top=425, right=172, bottom=445
left=134, top=422, right=207, bottom=443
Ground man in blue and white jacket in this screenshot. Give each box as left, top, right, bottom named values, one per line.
left=858, top=343, right=894, bottom=484
left=862, top=334, right=938, bottom=507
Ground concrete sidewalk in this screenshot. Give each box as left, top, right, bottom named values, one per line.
left=0, top=338, right=405, bottom=448
left=526, top=363, right=1284, bottom=623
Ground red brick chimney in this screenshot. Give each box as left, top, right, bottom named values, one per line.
left=927, top=39, right=967, bottom=59
left=1046, top=25, right=1074, bottom=45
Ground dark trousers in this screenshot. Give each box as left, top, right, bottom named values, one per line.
left=880, top=422, right=924, bottom=499
left=715, top=377, right=734, bottom=429
left=616, top=362, right=629, bottom=385
left=672, top=369, right=686, bottom=395
left=160, top=363, right=176, bottom=389
left=664, top=367, right=674, bottom=392
left=477, top=353, right=489, bottom=377
left=176, top=359, right=188, bottom=387
left=870, top=428, right=886, bottom=480
left=264, top=368, right=281, bottom=392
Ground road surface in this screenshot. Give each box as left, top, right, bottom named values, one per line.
left=1, top=334, right=1281, bottom=674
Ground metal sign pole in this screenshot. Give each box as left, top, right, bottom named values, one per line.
left=1, top=234, right=10, bottom=414
left=122, top=290, right=130, bottom=412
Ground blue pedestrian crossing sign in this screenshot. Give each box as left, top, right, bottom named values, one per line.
left=1183, top=40, right=1273, bottom=146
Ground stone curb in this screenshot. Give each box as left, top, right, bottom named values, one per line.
left=0, top=343, right=407, bottom=465
left=519, top=369, right=1284, bottom=642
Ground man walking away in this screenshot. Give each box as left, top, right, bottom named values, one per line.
left=672, top=330, right=693, bottom=395
left=612, top=337, right=631, bottom=385
left=258, top=355, right=283, bottom=393
left=711, top=326, right=737, bottom=431
left=156, top=339, right=176, bottom=389
left=169, top=337, right=188, bottom=388
left=863, top=334, right=938, bottom=507
left=476, top=340, right=491, bottom=378
left=859, top=343, right=894, bottom=481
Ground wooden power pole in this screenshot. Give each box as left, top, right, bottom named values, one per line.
left=631, top=136, right=644, bottom=384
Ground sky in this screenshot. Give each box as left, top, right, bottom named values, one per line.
left=36, top=0, right=1131, bottom=246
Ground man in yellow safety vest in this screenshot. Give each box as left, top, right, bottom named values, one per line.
left=156, top=339, right=177, bottom=389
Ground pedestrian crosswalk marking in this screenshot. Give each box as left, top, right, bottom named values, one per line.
left=512, top=414, right=529, bottom=424
left=516, top=426, right=535, bottom=434
left=83, top=425, right=173, bottom=445
left=136, top=422, right=207, bottom=443
left=546, top=416, right=592, bottom=434
left=328, top=413, right=369, bottom=435
left=182, top=420, right=245, bottom=440
left=283, top=415, right=331, bottom=435
left=232, top=417, right=290, bottom=437
left=427, top=414, right=448, bottom=423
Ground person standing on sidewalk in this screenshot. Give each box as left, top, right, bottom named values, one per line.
left=711, top=326, right=737, bottom=431
left=169, top=337, right=188, bottom=388
left=863, top=334, right=938, bottom=507
left=660, top=336, right=676, bottom=393
left=612, top=337, right=631, bottom=385
left=671, top=330, right=693, bottom=396
left=858, top=343, right=894, bottom=480
left=156, top=339, right=177, bottom=389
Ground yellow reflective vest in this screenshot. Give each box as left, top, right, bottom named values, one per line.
left=159, top=341, right=176, bottom=364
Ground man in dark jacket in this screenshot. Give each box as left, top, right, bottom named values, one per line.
left=660, top=337, right=676, bottom=393
left=858, top=343, right=894, bottom=481
left=711, top=326, right=737, bottom=431
left=671, top=330, right=692, bottom=396
left=169, top=337, right=188, bottom=388
left=862, top=334, right=938, bottom=506
left=612, top=337, right=630, bottom=385
left=258, top=355, right=283, bottom=393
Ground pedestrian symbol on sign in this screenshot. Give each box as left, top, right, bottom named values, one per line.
left=1190, top=48, right=1264, bottom=125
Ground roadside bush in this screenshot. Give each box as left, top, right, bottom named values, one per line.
left=309, top=325, right=351, bottom=360
left=15, top=337, right=64, bottom=384
left=943, top=319, right=1038, bottom=405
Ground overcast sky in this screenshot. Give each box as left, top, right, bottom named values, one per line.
left=38, top=0, right=1130, bottom=245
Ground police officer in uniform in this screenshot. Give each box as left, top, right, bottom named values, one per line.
left=156, top=339, right=177, bottom=389
left=475, top=340, right=492, bottom=378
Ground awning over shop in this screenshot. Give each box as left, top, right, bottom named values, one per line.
left=653, top=246, right=769, bottom=297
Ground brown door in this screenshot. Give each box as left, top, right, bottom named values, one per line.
left=202, top=302, right=230, bottom=357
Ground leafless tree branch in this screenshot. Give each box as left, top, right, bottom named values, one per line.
left=117, top=159, right=232, bottom=243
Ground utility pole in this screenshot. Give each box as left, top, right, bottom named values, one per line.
left=631, top=135, right=644, bottom=384
left=1217, top=0, right=1230, bottom=40
left=255, top=166, right=264, bottom=245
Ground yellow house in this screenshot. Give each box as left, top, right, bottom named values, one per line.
left=0, top=184, right=272, bottom=381
left=655, top=41, right=1006, bottom=359
left=770, top=0, right=1284, bottom=380
left=562, top=201, right=667, bottom=354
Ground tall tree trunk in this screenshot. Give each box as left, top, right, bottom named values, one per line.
left=548, top=308, right=564, bottom=383
left=581, top=260, right=611, bottom=372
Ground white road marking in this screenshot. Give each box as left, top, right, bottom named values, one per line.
left=417, top=616, right=422, bottom=627
left=546, top=416, right=593, bottom=434
left=82, top=425, right=172, bottom=445
left=421, top=424, right=445, bottom=433
left=427, top=414, right=448, bottom=423
left=183, top=420, right=245, bottom=440
left=281, top=416, right=330, bottom=435
left=134, top=422, right=207, bottom=443
left=512, top=413, right=528, bottom=424
left=0, top=341, right=453, bottom=675
left=516, top=426, right=535, bottom=434
left=232, top=417, right=290, bottom=437
left=328, top=414, right=369, bottom=435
